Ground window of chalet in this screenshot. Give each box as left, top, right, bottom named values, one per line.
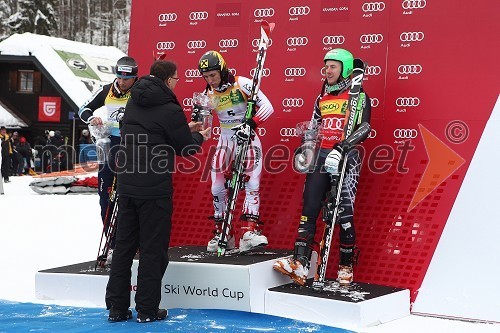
left=9, top=70, right=42, bottom=93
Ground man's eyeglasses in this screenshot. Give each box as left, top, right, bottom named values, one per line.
left=170, top=77, right=180, bottom=81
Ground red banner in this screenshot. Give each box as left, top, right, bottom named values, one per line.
left=38, top=96, right=61, bottom=122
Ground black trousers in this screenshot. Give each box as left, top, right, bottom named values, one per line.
left=105, top=196, right=173, bottom=316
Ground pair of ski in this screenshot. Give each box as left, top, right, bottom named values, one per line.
left=216, top=21, right=274, bottom=257
left=95, top=176, right=119, bottom=269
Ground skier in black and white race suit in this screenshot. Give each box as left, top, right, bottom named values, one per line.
left=78, top=56, right=138, bottom=264
left=196, top=50, right=274, bottom=253
left=274, top=48, right=371, bottom=286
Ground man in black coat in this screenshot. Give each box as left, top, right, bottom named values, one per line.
left=105, top=60, right=210, bottom=323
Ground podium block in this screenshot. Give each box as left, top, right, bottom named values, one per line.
left=265, top=280, right=410, bottom=330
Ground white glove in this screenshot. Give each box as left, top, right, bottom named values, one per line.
left=294, top=143, right=315, bottom=173
left=231, top=122, right=252, bottom=145
left=324, top=144, right=343, bottom=175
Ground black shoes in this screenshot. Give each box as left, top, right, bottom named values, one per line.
left=136, top=308, right=168, bottom=323
left=108, top=308, right=132, bottom=322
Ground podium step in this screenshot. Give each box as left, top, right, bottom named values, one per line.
left=35, top=246, right=302, bottom=312
left=265, top=279, right=410, bottom=330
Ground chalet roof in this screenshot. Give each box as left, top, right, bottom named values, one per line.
left=0, top=33, right=126, bottom=108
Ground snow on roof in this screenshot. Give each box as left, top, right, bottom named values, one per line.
left=0, top=100, right=28, bottom=128
left=0, top=33, right=126, bottom=108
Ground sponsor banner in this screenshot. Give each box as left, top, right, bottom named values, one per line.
left=38, top=96, right=61, bottom=122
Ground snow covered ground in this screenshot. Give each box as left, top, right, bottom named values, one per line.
left=0, top=175, right=498, bottom=332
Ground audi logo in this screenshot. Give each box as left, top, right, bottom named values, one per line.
left=158, top=13, right=177, bottom=22
left=282, top=98, right=304, bottom=108
left=252, top=38, right=273, bottom=48
left=365, top=65, right=382, bottom=76
left=322, top=35, right=345, bottom=45
left=250, top=68, right=271, bottom=77
left=254, top=8, right=275, bottom=18
left=322, top=118, right=344, bottom=131
left=189, top=11, right=208, bottom=20
left=396, top=97, right=421, bottom=107
left=213, top=127, right=221, bottom=137
left=362, top=2, right=386, bottom=12
left=360, top=34, right=384, bottom=44
left=398, top=64, right=422, bottom=75
left=183, top=98, right=193, bottom=107
left=284, top=67, right=306, bottom=77
left=187, top=40, right=206, bottom=49
left=228, top=68, right=237, bottom=76
left=287, top=37, right=309, bottom=47
left=219, top=39, right=239, bottom=48
left=289, top=6, right=311, bottom=16
left=280, top=128, right=298, bottom=137
left=185, top=69, right=201, bottom=78
left=400, top=32, right=425, bottom=42
left=368, top=129, right=377, bottom=139
left=371, top=98, right=380, bottom=108
left=256, top=127, right=267, bottom=136
left=393, top=129, right=418, bottom=139
left=402, top=0, right=426, bottom=9
left=156, top=41, right=175, bottom=50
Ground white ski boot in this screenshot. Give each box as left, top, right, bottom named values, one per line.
left=273, top=256, right=309, bottom=286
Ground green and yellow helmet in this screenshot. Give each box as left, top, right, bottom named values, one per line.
left=324, top=48, right=354, bottom=79
left=198, top=50, right=229, bottom=82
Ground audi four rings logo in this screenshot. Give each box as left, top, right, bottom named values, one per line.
left=189, top=11, right=208, bottom=20
left=402, top=0, right=427, bottom=9
left=185, top=69, right=201, bottom=78
left=371, top=98, right=380, bottom=107
left=368, top=129, right=377, bottom=139
left=284, top=67, right=306, bottom=77
left=219, top=39, right=239, bottom=48
left=398, top=64, right=422, bottom=74
left=360, top=34, right=384, bottom=44
left=250, top=68, right=270, bottom=77
left=393, top=129, right=418, bottom=139
left=254, top=8, right=275, bottom=18
left=187, top=40, right=206, bottom=49
left=322, top=35, right=345, bottom=45
left=322, top=118, right=344, bottom=130
left=396, top=97, right=421, bottom=107
left=229, top=68, right=237, bottom=76
left=289, top=6, right=310, bottom=16
left=282, top=98, right=304, bottom=108
left=400, top=32, right=425, bottom=42
left=158, top=13, right=177, bottom=22
left=183, top=98, right=193, bottom=107
left=256, top=128, right=267, bottom=136
left=156, top=41, right=175, bottom=50
left=252, top=38, right=273, bottom=47
left=362, top=2, right=386, bottom=12
left=280, top=128, right=298, bottom=137
left=365, top=66, right=381, bottom=75
left=287, top=37, right=309, bottom=46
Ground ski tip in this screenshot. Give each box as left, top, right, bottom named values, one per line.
left=261, top=21, right=275, bottom=36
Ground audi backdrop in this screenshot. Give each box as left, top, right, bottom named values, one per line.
left=129, top=0, right=500, bottom=320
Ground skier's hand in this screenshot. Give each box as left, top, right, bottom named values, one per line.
left=89, top=116, right=103, bottom=126
left=191, top=104, right=203, bottom=122
left=324, top=144, right=343, bottom=175
left=293, top=144, right=315, bottom=173
left=231, top=122, right=253, bottom=145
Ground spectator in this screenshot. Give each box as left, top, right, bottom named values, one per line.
left=0, top=126, right=12, bottom=182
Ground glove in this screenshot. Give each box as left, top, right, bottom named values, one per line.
left=324, top=144, right=343, bottom=175
left=191, top=104, right=203, bottom=122
left=231, top=122, right=253, bottom=145
left=293, top=143, right=315, bottom=173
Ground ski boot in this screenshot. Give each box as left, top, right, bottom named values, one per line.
left=337, top=265, right=353, bottom=286
left=137, top=308, right=168, bottom=323
left=273, top=229, right=313, bottom=286
left=207, top=217, right=235, bottom=252
left=238, top=214, right=268, bottom=253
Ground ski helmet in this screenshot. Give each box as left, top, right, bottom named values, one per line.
left=324, top=48, right=354, bottom=79
left=115, top=56, right=138, bottom=78
left=198, top=51, right=229, bottom=82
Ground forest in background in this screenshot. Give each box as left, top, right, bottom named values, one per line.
left=0, top=0, right=131, bottom=52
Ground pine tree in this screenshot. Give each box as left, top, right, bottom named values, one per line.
left=6, top=0, right=58, bottom=36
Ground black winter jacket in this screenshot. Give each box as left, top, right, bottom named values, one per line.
left=117, top=75, right=204, bottom=199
